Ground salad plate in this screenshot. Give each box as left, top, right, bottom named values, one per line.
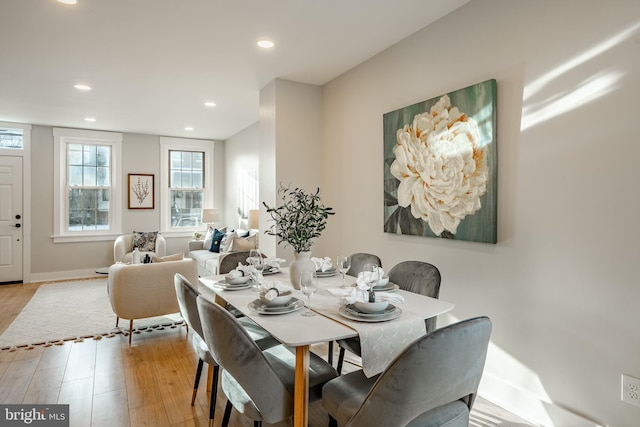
left=372, top=283, right=399, bottom=292
left=248, top=298, right=304, bottom=315
left=338, top=304, right=402, bottom=322
left=213, top=281, right=253, bottom=291
left=315, top=268, right=337, bottom=277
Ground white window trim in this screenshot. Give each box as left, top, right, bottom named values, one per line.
left=53, top=128, right=123, bottom=243
left=159, top=137, right=214, bottom=237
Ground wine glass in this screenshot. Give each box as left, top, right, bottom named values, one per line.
left=248, top=249, right=263, bottom=291
left=299, top=271, right=318, bottom=317
left=362, top=263, right=379, bottom=302
left=336, top=255, right=351, bottom=288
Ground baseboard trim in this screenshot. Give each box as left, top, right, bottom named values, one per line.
left=29, top=269, right=103, bottom=284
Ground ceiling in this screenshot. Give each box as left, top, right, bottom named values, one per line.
left=0, top=0, right=469, bottom=141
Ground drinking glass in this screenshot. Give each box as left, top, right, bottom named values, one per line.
left=362, top=263, right=379, bottom=302
left=300, top=271, right=318, bottom=317
left=248, top=249, right=263, bottom=291
left=336, top=255, right=351, bottom=288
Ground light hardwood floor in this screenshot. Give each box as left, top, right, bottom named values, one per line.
left=0, top=281, right=535, bottom=427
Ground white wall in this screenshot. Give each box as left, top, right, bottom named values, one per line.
left=224, top=122, right=259, bottom=228
left=318, top=0, right=640, bottom=426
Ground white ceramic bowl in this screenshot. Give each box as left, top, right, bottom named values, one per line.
left=260, top=291, right=293, bottom=307
left=354, top=300, right=389, bottom=314
left=225, top=274, right=250, bottom=285
left=375, top=275, right=390, bottom=288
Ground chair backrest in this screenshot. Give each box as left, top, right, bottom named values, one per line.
left=218, top=251, right=252, bottom=274
left=347, top=316, right=492, bottom=427
left=388, top=261, right=441, bottom=332
left=174, top=273, right=205, bottom=340
left=347, top=253, right=382, bottom=277
left=196, top=295, right=293, bottom=424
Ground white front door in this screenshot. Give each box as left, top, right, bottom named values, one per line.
left=0, top=156, right=23, bottom=283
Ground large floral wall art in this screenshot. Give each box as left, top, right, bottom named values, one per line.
left=383, top=79, right=497, bottom=244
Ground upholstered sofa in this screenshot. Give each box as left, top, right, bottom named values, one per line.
left=188, top=227, right=259, bottom=276
left=107, top=257, right=198, bottom=343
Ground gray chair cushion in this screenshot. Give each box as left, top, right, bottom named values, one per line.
left=197, top=295, right=338, bottom=425
left=346, top=253, right=382, bottom=277
left=323, top=316, right=492, bottom=427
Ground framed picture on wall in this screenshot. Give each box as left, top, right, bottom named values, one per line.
left=128, top=174, right=154, bottom=209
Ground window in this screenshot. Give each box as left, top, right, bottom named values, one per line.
left=237, top=168, right=258, bottom=218
left=53, top=128, right=122, bottom=242
left=160, top=137, right=214, bottom=234
left=0, top=128, right=24, bottom=150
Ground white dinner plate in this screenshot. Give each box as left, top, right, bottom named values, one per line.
left=213, top=281, right=253, bottom=291
left=338, top=304, right=402, bottom=322
left=248, top=298, right=304, bottom=315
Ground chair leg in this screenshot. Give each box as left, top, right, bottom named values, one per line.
left=222, top=399, right=233, bottom=427
left=115, top=316, right=119, bottom=327
left=327, top=341, right=334, bottom=365
left=191, top=359, right=204, bottom=405
left=209, top=365, right=219, bottom=424
left=328, top=415, right=338, bottom=427
left=254, top=421, right=261, bottom=427
left=337, top=347, right=346, bottom=374
left=128, top=319, right=133, bottom=345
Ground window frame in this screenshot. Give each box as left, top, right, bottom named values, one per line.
left=53, top=128, right=123, bottom=243
left=159, top=137, right=214, bottom=236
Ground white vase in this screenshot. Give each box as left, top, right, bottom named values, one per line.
left=289, top=251, right=316, bottom=290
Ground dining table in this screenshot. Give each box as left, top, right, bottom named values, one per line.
left=198, top=267, right=454, bottom=427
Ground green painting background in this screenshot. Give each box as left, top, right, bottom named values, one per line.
left=382, top=79, right=497, bottom=244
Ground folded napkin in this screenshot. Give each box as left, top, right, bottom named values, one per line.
left=259, top=280, right=293, bottom=300
left=356, top=266, right=385, bottom=287
left=226, top=263, right=251, bottom=278
left=340, top=288, right=404, bottom=305
left=312, top=256, right=333, bottom=272
left=264, top=257, right=286, bottom=268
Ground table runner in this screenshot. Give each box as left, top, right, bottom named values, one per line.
left=312, top=302, right=426, bottom=377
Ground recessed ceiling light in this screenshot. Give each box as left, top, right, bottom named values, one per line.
left=57, top=0, right=77, bottom=4
left=257, top=40, right=274, bottom=49
left=204, top=101, right=216, bottom=107
left=184, top=127, right=194, bottom=131
left=84, top=117, right=96, bottom=122
left=74, top=84, right=91, bottom=91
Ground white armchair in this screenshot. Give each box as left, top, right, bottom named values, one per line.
left=108, top=258, right=198, bottom=344
left=114, top=233, right=166, bottom=264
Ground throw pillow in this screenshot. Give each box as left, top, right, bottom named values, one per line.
left=220, top=230, right=237, bottom=253
left=133, top=231, right=158, bottom=252
left=208, top=228, right=225, bottom=253
left=151, top=252, right=184, bottom=262
left=230, top=233, right=258, bottom=252
left=203, top=225, right=226, bottom=249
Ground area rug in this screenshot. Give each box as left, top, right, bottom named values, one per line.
left=0, top=278, right=183, bottom=351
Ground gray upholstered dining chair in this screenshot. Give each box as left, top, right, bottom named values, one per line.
left=173, top=274, right=278, bottom=426
left=335, top=260, right=441, bottom=374
left=196, top=294, right=339, bottom=427
left=346, top=253, right=382, bottom=277
left=322, top=316, right=492, bottom=427
left=327, top=252, right=382, bottom=365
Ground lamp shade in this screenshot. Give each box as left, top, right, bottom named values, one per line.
left=248, top=209, right=259, bottom=230
left=202, top=208, right=220, bottom=224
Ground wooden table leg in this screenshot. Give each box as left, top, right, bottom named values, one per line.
left=293, top=345, right=310, bottom=427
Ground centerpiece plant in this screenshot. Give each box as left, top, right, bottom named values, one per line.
left=263, top=184, right=334, bottom=287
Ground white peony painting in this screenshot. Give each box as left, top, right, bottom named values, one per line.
left=383, top=79, right=497, bottom=243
